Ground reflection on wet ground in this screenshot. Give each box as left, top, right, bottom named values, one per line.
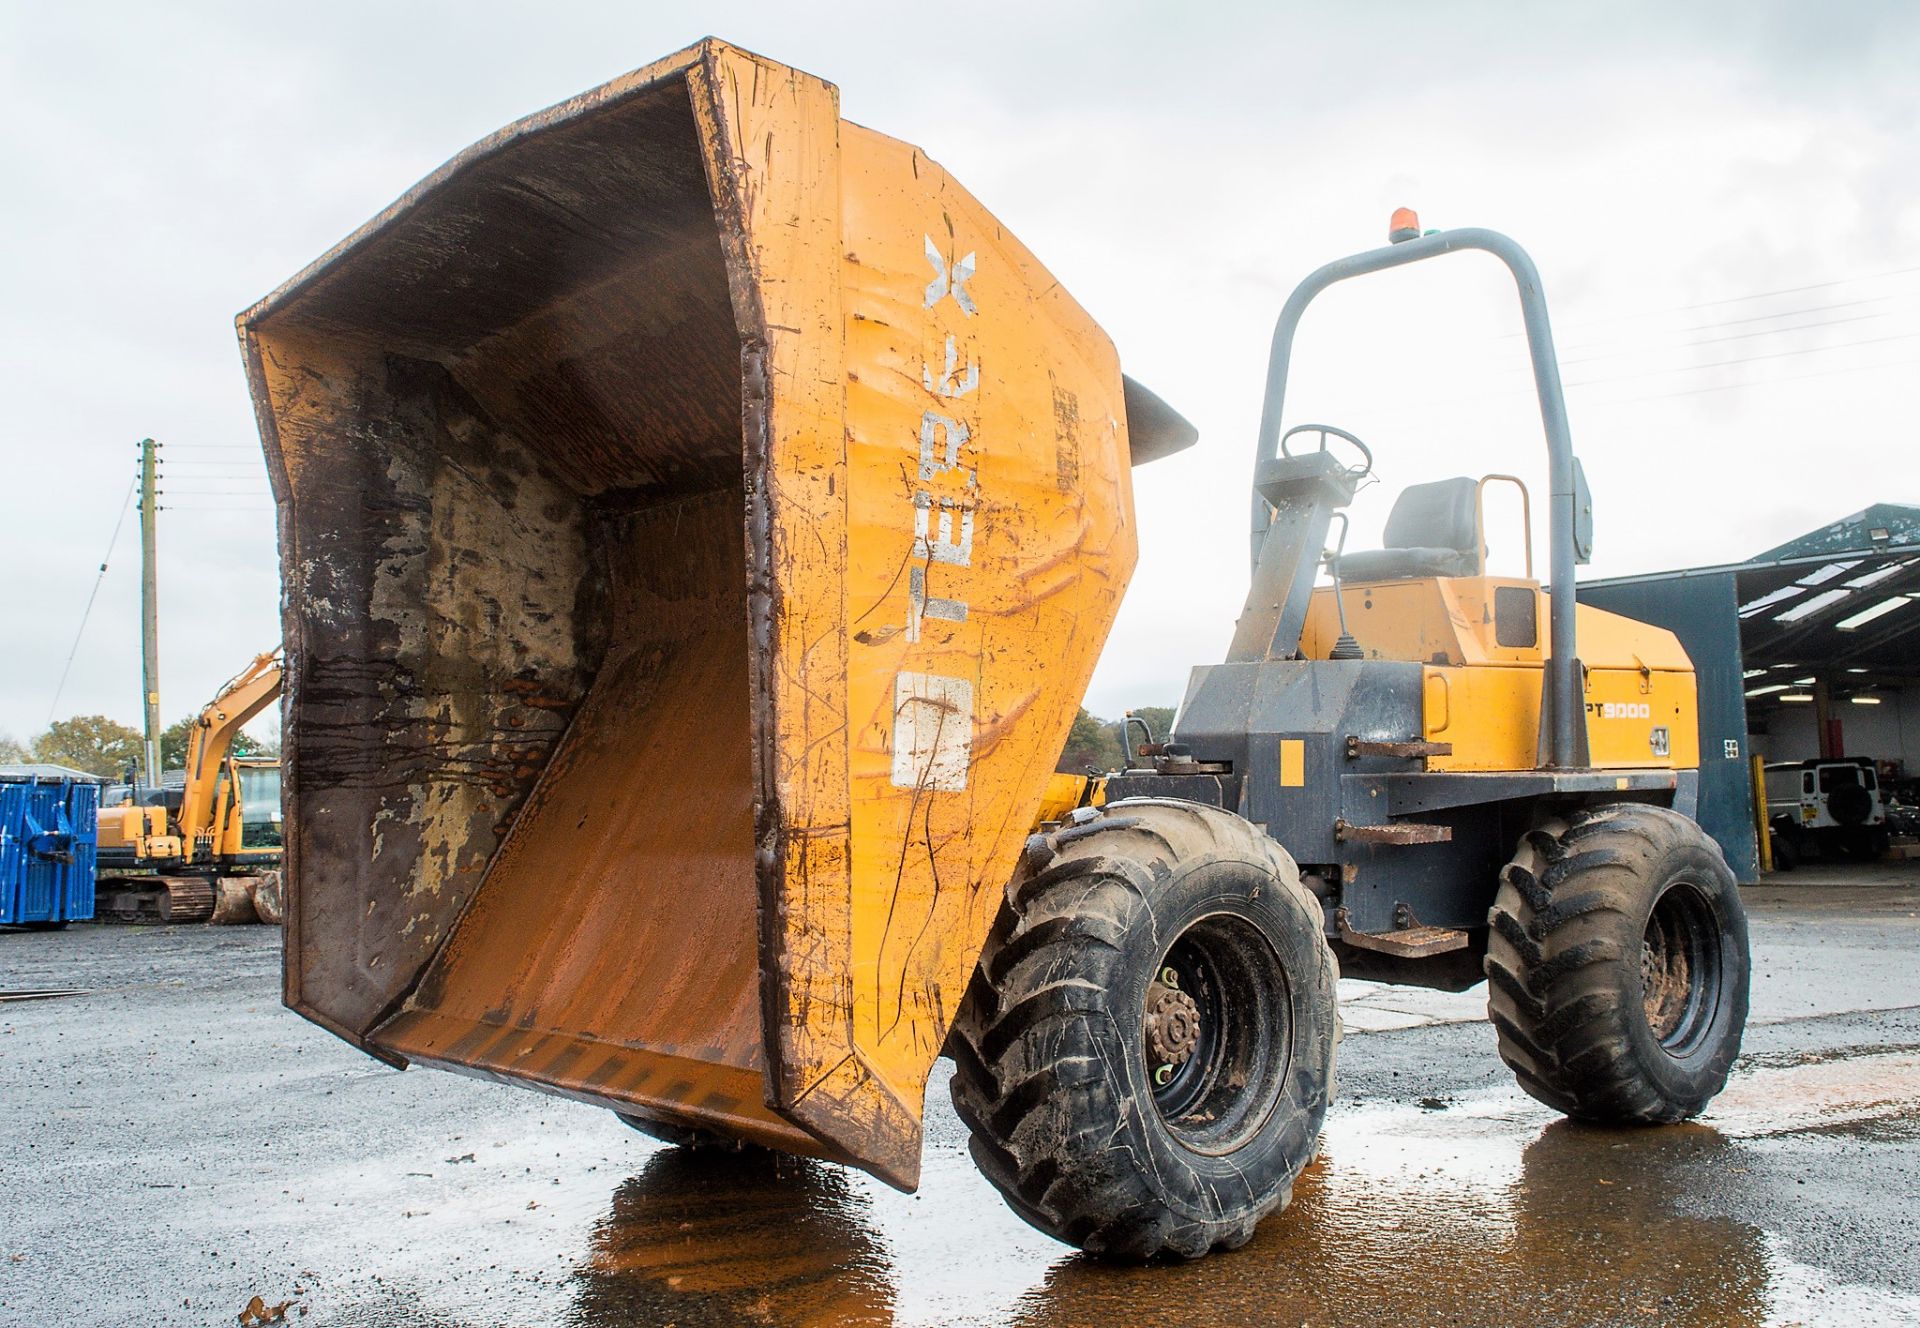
left=7, top=884, right=1919, bottom=1327
left=574, top=1151, right=897, bottom=1327
left=562, top=1054, right=1920, bottom=1328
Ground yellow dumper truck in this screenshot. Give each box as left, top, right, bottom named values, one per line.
left=241, top=39, right=1747, bottom=1259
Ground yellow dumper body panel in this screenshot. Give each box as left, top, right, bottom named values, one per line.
left=1033, top=772, right=1106, bottom=826
left=1301, top=576, right=1545, bottom=669
left=1302, top=579, right=1698, bottom=772
left=238, top=40, right=1141, bottom=1188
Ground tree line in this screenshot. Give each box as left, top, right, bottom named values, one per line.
left=1056, top=705, right=1177, bottom=774
left=0, top=714, right=276, bottom=780
left=5, top=705, right=1148, bottom=781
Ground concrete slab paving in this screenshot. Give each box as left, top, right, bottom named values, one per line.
left=3, top=870, right=1917, bottom=1327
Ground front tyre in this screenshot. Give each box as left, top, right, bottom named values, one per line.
left=948, top=800, right=1337, bottom=1260
left=1487, top=803, right=1749, bottom=1123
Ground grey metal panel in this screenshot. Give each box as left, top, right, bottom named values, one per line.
left=1579, top=572, right=1757, bottom=881
left=1178, top=657, right=1487, bottom=932
left=1673, top=767, right=1699, bottom=820
left=1228, top=452, right=1357, bottom=663
left=1103, top=774, right=1228, bottom=807
left=1335, top=773, right=1513, bottom=932
left=1379, top=768, right=1683, bottom=816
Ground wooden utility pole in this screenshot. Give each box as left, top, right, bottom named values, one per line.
left=139, top=438, right=162, bottom=784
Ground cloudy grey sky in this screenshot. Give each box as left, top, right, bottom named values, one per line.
left=2, top=1, right=1916, bottom=742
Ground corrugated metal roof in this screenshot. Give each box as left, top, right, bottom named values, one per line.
left=1750, top=503, right=1920, bottom=564
left=0, top=763, right=110, bottom=783
left=1582, top=504, right=1920, bottom=700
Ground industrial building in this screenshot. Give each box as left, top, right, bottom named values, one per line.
left=1581, top=503, right=1920, bottom=878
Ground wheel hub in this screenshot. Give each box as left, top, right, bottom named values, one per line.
left=1642, top=902, right=1696, bottom=1042
left=1145, top=967, right=1203, bottom=1070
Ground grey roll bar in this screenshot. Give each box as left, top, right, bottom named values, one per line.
left=1250, top=227, right=1585, bottom=769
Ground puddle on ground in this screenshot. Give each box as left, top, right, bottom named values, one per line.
left=285, top=1051, right=1920, bottom=1327
left=544, top=1052, right=1920, bottom=1328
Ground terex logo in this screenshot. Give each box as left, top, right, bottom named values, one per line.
left=1586, top=701, right=1653, bottom=720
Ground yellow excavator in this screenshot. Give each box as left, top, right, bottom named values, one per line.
left=96, top=648, right=284, bottom=924
left=242, top=41, right=1747, bottom=1260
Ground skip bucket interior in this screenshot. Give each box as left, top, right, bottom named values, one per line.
left=241, top=40, right=1166, bottom=1187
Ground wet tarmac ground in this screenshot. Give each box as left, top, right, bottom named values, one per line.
left=3, top=865, right=1918, bottom=1327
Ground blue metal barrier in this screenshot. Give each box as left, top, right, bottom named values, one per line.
left=1, top=772, right=100, bottom=926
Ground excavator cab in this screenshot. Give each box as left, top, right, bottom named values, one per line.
left=94, top=649, right=283, bottom=923
left=233, top=761, right=283, bottom=851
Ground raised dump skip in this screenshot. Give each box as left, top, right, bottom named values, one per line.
left=240, top=39, right=1190, bottom=1187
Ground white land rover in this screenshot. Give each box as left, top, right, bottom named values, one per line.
left=1764, top=757, right=1889, bottom=865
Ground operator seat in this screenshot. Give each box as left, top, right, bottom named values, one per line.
left=1335, top=476, right=1482, bottom=581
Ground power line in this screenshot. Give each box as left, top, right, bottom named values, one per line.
left=1677, top=295, right=1893, bottom=333
left=1340, top=334, right=1919, bottom=425
left=1564, top=328, right=1920, bottom=389
left=1677, top=310, right=1891, bottom=349
left=1560, top=310, right=1893, bottom=367
left=1581, top=355, right=1918, bottom=408
left=1433, top=317, right=1920, bottom=392
left=1676, top=264, right=1920, bottom=312
left=45, top=477, right=138, bottom=725
left=1528, top=290, right=1919, bottom=357
left=1498, top=265, right=1920, bottom=342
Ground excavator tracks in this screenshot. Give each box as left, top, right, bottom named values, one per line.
left=93, top=875, right=217, bottom=924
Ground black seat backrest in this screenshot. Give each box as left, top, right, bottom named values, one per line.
left=1382, top=477, right=1479, bottom=553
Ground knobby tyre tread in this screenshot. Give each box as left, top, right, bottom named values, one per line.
left=949, top=799, right=1338, bottom=1260
left=1485, top=802, right=1749, bottom=1124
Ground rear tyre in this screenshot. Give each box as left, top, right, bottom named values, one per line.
left=1487, top=803, right=1749, bottom=1123
left=1767, top=831, right=1797, bottom=873
left=948, top=800, right=1337, bottom=1260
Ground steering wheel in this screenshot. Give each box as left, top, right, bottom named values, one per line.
left=1280, top=423, right=1373, bottom=479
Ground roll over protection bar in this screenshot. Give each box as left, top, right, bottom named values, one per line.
left=1249, top=227, right=1588, bottom=769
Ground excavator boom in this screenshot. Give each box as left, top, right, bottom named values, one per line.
left=93, top=648, right=284, bottom=924
left=177, top=649, right=283, bottom=855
